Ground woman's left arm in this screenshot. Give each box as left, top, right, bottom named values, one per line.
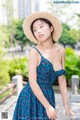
left=58, top=73, right=70, bottom=115
left=58, top=47, right=68, bottom=106
left=58, top=46, right=75, bottom=116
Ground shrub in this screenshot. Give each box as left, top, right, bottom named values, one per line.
left=8, top=57, right=29, bottom=80
left=0, top=48, right=10, bottom=90
left=65, top=47, right=80, bottom=85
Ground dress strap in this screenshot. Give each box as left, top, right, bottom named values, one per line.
left=32, top=47, right=42, bottom=56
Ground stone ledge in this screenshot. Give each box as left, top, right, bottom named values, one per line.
left=71, top=94, right=80, bottom=120
left=71, top=95, right=80, bottom=102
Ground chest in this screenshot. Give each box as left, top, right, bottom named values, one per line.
left=41, top=50, right=62, bottom=63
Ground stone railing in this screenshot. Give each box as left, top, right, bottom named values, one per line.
left=0, top=74, right=27, bottom=104
left=71, top=75, right=80, bottom=120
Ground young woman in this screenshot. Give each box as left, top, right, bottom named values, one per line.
left=13, top=12, right=74, bottom=120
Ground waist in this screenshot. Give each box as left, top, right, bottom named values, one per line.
left=27, top=81, right=53, bottom=88
left=37, top=81, right=53, bottom=87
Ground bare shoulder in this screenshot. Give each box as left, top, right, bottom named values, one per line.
left=28, top=47, right=39, bottom=68
left=29, top=47, right=38, bottom=57
left=58, top=44, right=65, bottom=54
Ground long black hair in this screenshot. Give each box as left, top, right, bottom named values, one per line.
left=30, top=18, right=56, bottom=43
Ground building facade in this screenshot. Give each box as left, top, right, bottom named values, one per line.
left=0, top=0, right=40, bottom=25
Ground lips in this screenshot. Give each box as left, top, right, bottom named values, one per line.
left=39, top=34, right=44, bottom=38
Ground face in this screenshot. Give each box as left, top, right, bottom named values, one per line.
left=32, top=20, right=53, bottom=42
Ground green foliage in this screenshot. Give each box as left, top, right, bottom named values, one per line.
left=0, top=46, right=10, bottom=90
left=0, top=26, right=10, bottom=47
left=65, top=47, right=80, bottom=85
left=0, top=61, right=10, bottom=90
left=0, top=20, right=32, bottom=50
left=60, top=24, right=78, bottom=47
left=0, top=48, right=28, bottom=89
left=8, top=57, right=29, bottom=79
left=14, top=20, right=30, bottom=51
left=46, top=1, right=80, bottom=46
left=0, top=24, right=16, bottom=48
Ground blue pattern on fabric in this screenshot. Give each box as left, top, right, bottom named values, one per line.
left=13, top=47, right=66, bottom=120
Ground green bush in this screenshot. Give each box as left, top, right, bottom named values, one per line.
left=0, top=65, right=10, bottom=90
left=8, top=57, right=29, bottom=80
left=0, top=48, right=10, bottom=90
left=65, top=47, right=80, bottom=85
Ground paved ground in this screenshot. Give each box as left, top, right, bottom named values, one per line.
left=70, top=95, right=80, bottom=120
left=0, top=94, right=69, bottom=120
left=0, top=86, right=80, bottom=120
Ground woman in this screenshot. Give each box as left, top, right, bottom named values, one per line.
left=13, top=12, right=74, bottom=120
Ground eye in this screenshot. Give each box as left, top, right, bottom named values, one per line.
left=40, top=25, right=43, bottom=28
left=33, top=29, right=36, bottom=32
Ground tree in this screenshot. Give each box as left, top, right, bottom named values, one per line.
left=47, top=0, right=75, bottom=23
left=0, top=25, right=15, bottom=48
left=47, top=1, right=79, bottom=47
left=14, top=20, right=31, bottom=51
left=76, top=14, right=80, bottom=36
left=2, top=0, right=34, bottom=50
left=60, top=23, right=79, bottom=47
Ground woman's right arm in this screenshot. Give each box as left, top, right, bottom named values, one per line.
left=28, top=48, right=50, bottom=109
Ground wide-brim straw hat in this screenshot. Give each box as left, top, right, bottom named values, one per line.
left=22, top=12, right=62, bottom=44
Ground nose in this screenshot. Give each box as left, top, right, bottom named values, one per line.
left=37, top=28, right=41, bottom=33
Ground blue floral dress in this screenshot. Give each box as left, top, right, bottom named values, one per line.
left=13, top=47, right=66, bottom=120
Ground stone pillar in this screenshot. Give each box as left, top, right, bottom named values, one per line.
left=12, top=74, right=23, bottom=96
left=71, top=75, right=79, bottom=95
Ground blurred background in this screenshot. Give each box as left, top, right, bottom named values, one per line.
left=0, top=0, right=80, bottom=88
left=0, top=0, right=80, bottom=119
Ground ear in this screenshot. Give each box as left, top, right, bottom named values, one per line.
left=50, top=26, right=54, bottom=32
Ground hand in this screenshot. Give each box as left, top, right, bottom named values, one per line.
left=45, top=105, right=57, bottom=120
left=64, top=105, right=75, bottom=116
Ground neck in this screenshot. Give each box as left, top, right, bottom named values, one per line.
left=38, top=37, right=57, bottom=50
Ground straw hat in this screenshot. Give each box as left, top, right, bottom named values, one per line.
left=22, top=12, right=62, bottom=44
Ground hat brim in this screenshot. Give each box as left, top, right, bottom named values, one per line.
left=22, top=12, right=62, bottom=44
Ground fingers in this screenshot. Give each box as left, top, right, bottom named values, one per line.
left=49, top=114, right=57, bottom=120
left=49, top=118, right=54, bottom=120
left=50, top=117, right=57, bottom=120
left=46, top=105, right=57, bottom=120
left=65, top=108, right=75, bottom=116
left=65, top=110, right=69, bottom=115
left=70, top=109, right=75, bottom=116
